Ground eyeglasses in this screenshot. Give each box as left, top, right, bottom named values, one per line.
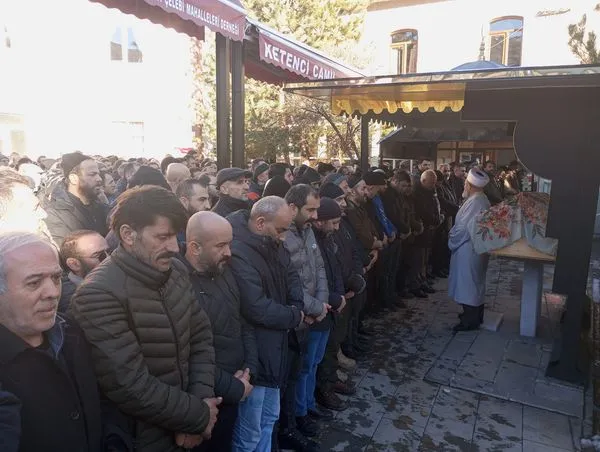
left=82, top=250, right=109, bottom=262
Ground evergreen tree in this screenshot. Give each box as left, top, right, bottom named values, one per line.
left=568, top=4, right=600, bottom=64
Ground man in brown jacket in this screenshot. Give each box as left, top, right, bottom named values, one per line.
left=71, top=186, right=219, bottom=452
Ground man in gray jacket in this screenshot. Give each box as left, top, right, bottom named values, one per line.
left=279, top=184, right=328, bottom=451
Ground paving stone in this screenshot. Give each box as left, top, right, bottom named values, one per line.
left=455, top=357, right=499, bottom=382
left=420, top=418, right=475, bottom=451
left=522, top=440, right=572, bottom=451
left=315, top=424, right=370, bottom=452
left=425, top=358, right=460, bottom=385
left=467, top=332, right=507, bottom=362
left=440, top=338, right=472, bottom=361
left=473, top=397, right=523, bottom=451
left=495, top=362, right=538, bottom=397
left=386, top=377, right=440, bottom=427
left=523, top=405, right=574, bottom=450
left=533, top=380, right=583, bottom=417
left=367, top=417, right=425, bottom=451
left=430, top=387, right=479, bottom=424
left=505, top=340, right=543, bottom=368
left=452, top=329, right=480, bottom=343
left=354, top=372, right=400, bottom=404
left=334, top=396, right=387, bottom=438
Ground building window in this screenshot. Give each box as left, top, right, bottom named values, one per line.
left=110, top=27, right=122, bottom=61
left=111, top=27, right=143, bottom=63
left=489, top=16, right=523, bottom=67
left=391, top=29, right=418, bottom=74
left=127, top=27, right=143, bottom=63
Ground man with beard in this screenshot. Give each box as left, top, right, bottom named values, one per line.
left=282, top=184, right=329, bottom=450
left=413, top=170, right=442, bottom=296
left=44, top=153, right=109, bottom=247
left=212, top=168, right=252, bottom=218
left=182, top=212, right=257, bottom=451
left=58, top=230, right=109, bottom=312
left=248, top=162, right=270, bottom=202
left=449, top=169, right=491, bottom=332
left=71, top=186, right=220, bottom=452
left=483, top=161, right=504, bottom=205
left=177, top=178, right=212, bottom=215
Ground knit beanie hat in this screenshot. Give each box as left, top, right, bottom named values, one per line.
left=61, top=152, right=92, bottom=176
left=128, top=166, right=171, bottom=191
left=253, top=162, right=269, bottom=181
left=317, top=197, right=342, bottom=221
left=363, top=171, right=387, bottom=186
left=263, top=176, right=291, bottom=198
left=319, top=182, right=345, bottom=199
left=323, top=172, right=347, bottom=186
left=347, top=174, right=364, bottom=188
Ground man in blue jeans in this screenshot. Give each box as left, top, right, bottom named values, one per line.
left=298, top=199, right=348, bottom=429
left=228, top=197, right=306, bottom=452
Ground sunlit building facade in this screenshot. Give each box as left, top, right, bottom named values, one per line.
left=0, top=0, right=195, bottom=159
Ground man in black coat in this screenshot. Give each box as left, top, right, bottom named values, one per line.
left=227, top=196, right=306, bottom=452
left=0, top=231, right=129, bottom=452
left=182, top=211, right=257, bottom=451
left=413, top=170, right=442, bottom=295
left=212, top=167, right=252, bottom=218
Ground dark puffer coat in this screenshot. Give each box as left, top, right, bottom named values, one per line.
left=71, top=246, right=215, bottom=452
left=227, top=210, right=304, bottom=388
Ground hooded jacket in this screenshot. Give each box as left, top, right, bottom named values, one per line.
left=71, top=246, right=215, bottom=452
left=227, top=210, right=304, bottom=388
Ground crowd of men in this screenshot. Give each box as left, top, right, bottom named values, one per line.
left=0, top=150, right=519, bottom=452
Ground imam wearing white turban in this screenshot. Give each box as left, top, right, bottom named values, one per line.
left=448, top=169, right=491, bottom=331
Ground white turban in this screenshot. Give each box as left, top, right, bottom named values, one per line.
left=467, top=168, right=489, bottom=188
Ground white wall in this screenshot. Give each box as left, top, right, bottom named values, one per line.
left=362, top=0, right=600, bottom=75
left=0, top=0, right=194, bottom=159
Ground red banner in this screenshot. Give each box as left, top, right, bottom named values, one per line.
left=258, top=29, right=362, bottom=80
left=144, top=0, right=246, bottom=41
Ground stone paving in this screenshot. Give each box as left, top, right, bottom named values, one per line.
left=314, top=256, right=584, bottom=451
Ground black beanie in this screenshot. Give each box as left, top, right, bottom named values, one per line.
left=317, top=197, right=342, bottom=221
left=62, top=152, right=92, bottom=176
left=297, top=167, right=320, bottom=185
left=363, top=171, right=387, bottom=186
left=263, top=176, right=291, bottom=198
left=128, top=166, right=171, bottom=191
left=347, top=174, right=364, bottom=188
left=319, top=182, right=344, bottom=199
left=253, top=162, right=269, bottom=180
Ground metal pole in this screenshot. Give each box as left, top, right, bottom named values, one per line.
left=360, top=116, right=369, bottom=171
left=215, top=33, right=231, bottom=169
left=231, top=40, right=245, bottom=168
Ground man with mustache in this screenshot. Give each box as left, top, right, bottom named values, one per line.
left=181, top=211, right=257, bottom=451
left=44, top=152, right=109, bottom=247
left=0, top=232, right=112, bottom=452
left=58, top=230, right=109, bottom=313
left=71, top=186, right=220, bottom=452
left=281, top=185, right=329, bottom=452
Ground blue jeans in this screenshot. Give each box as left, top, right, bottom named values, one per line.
left=232, top=386, right=280, bottom=452
left=295, top=329, right=330, bottom=416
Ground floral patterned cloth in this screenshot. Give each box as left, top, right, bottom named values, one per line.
left=471, top=192, right=558, bottom=256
